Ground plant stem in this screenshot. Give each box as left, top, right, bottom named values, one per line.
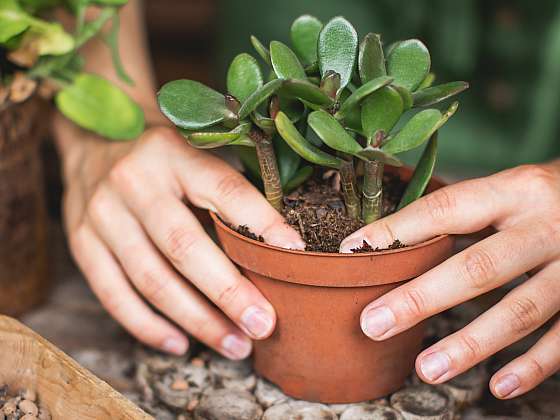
left=251, top=129, right=284, bottom=211
left=362, top=160, right=384, bottom=224
left=339, top=159, right=360, bottom=220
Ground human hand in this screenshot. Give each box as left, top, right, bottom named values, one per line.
left=57, top=123, right=304, bottom=359
left=340, top=163, right=560, bottom=399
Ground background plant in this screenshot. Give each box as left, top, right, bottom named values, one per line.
left=0, top=0, right=144, bottom=140
left=158, top=15, right=468, bottom=223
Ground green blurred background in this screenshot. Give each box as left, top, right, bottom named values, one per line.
left=213, top=0, right=560, bottom=174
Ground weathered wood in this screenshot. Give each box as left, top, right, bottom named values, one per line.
left=0, top=316, right=152, bottom=419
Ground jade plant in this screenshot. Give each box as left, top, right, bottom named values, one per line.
left=158, top=15, right=468, bottom=223
left=0, top=0, right=144, bottom=140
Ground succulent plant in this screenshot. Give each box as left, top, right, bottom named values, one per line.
left=0, top=0, right=144, bottom=140
left=158, top=15, right=468, bottom=222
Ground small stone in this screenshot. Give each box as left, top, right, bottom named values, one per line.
left=262, top=401, right=336, bottom=420
left=171, top=379, right=190, bottom=391
left=20, top=390, right=36, bottom=403
left=154, top=364, right=211, bottom=410
left=440, top=365, right=486, bottom=408
left=254, top=379, right=289, bottom=409
left=20, top=415, right=38, bottom=420
left=2, top=400, right=17, bottom=415
left=19, top=400, right=38, bottom=416
left=37, top=408, right=51, bottom=420
left=208, top=353, right=252, bottom=380
left=390, top=385, right=455, bottom=419
left=194, top=389, right=262, bottom=420
left=191, top=358, right=205, bottom=368
left=187, top=399, right=199, bottom=412
left=9, top=72, right=37, bottom=103
left=222, top=375, right=257, bottom=393
left=340, top=404, right=403, bottom=420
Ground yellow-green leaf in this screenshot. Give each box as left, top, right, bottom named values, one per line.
left=381, top=108, right=441, bottom=154
left=227, top=53, right=263, bottom=102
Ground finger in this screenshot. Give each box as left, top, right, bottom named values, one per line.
left=115, top=178, right=278, bottom=342
left=87, top=186, right=252, bottom=359
left=340, top=175, right=515, bottom=252
left=360, top=222, right=558, bottom=341
left=68, top=224, right=189, bottom=355
left=173, top=148, right=305, bottom=250
left=490, top=317, right=560, bottom=399
left=414, top=261, right=560, bottom=384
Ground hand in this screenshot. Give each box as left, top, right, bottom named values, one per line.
left=57, top=123, right=304, bottom=359
left=340, top=163, right=560, bottom=399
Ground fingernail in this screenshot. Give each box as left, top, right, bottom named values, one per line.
left=222, top=334, right=252, bottom=360
left=419, top=352, right=451, bottom=381
left=494, top=373, right=520, bottom=398
left=241, top=306, right=274, bottom=339
left=162, top=337, right=188, bottom=355
left=361, top=306, right=396, bottom=338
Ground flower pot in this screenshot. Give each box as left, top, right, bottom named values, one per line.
left=0, top=98, right=50, bottom=316
left=211, top=166, right=453, bottom=403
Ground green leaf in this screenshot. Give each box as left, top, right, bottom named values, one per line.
left=74, top=7, right=114, bottom=48
left=270, top=41, right=306, bottom=80
left=398, top=132, right=438, bottom=209
left=284, top=165, right=313, bottom=193
left=238, top=78, right=284, bottom=119
left=308, top=110, right=362, bottom=155
left=290, top=15, right=322, bottom=66
left=274, top=134, right=301, bottom=185
left=104, top=12, right=133, bottom=85
left=275, top=111, right=342, bottom=169
left=387, top=39, right=431, bottom=91
left=412, top=81, right=469, bottom=107
left=56, top=73, right=144, bottom=140
left=436, top=101, right=459, bottom=130
left=361, top=86, right=403, bottom=139
left=336, top=75, right=393, bottom=118
left=158, top=79, right=231, bottom=130
left=276, top=94, right=305, bottom=122
left=418, top=72, right=435, bottom=89
left=394, top=85, right=413, bottom=110
left=250, top=35, right=271, bottom=65
left=0, top=0, right=30, bottom=43
left=281, top=79, right=334, bottom=107
left=318, top=16, right=358, bottom=94
left=227, top=53, right=263, bottom=102
left=181, top=123, right=253, bottom=149
left=358, top=33, right=386, bottom=84
left=250, top=112, right=275, bottom=134
left=357, top=147, right=403, bottom=166
left=381, top=108, right=442, bottom=154
left=91, top=0, right=127, bottom=4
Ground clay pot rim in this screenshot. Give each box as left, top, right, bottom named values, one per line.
left=210, top=211, right=450, bottom=258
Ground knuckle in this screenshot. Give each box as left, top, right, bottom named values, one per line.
left=508, top=297, right=542, bottom=335
left=86, top=188, right=111, bottom=223
left=513, top=165, right=559, bottom=196
left=525, top=357, right=546, bottom=380
left=109, top=157, right=137, bottom=188
left=135, top=267, right=170, bottom=304
left=460, top=247, right=497, bottom=290
left=164, top=226, right=199, bottom=263
left=214, top=172, right=248, bottom=205
left=402, top=287, right=427, bottom=318
left=422, top=188, right=456, bottom=222
left=216, top=278, right=243, bottom=307
left=457, top=332, right=483, bottom=362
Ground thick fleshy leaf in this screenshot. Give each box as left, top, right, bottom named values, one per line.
left=0, top=0, right=29, bottom=43
left=290, top=15, right=322, bottom=66
left=227, top=53, right=263, bottom=102
left=394, top=85, right=413, bottom=110
left=276, top=94, right=305, bottom=122
left=158, top=79, right=230, bottom=130
left=56, top=73, right=144, bottom=140
left=435, top=101, right=459, bottom=130
left=275, top=112, right=342, bottom=169
left=308, top=110, right=362, bottom=155
left=357, top=147, right=403, bottom=166
left=387, top=39, right=431, bottom=91
left=250, top=35, right=271, bottom=65
left=398, top=132, right=438, bottom=209
left=284, top=165, right=313, bottom=193
left=274, top=134, right=301, bottom=185
left=358, top=33, right=386, bottom=84
left=412, top=81, right=469, bottom=107
left=361, top=86, right=403, bottom=139
left=182, top=123, right=252, bottom=149
left=418, top=72, right=436, bottom=89
left=320, top=70, right=340, bottom=99
left=281, top=79, right=334, bottom=107
left=251, top=112, right=275, bottom=134
left=336, top=75, right=393, bottom=118
left=318, top=16, right=358, bottom=94
left=381, top=109, right=442, bottom=154
left=270, top=41, right=306, bottom=80
left=238, top=78, right=284, bottom=119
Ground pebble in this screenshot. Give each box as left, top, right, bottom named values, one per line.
left=154, top=366, right=211, bottom=410
left=208, top=353, right=252, bottom=380
left=340, top=404, right=404, bottom=420
left=254, top=379, right=289, bottom=408
left=194, top=389, right=262, bottom=420
left=390, top=385, right=454, bottom=419
left=262, top=401, right=337, bottom=420
left=19, top=400, right=38, bottom=416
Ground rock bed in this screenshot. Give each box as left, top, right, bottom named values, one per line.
left=124, top=303, right=560, bottom=420
left=0, top=386, right=50, bottom=420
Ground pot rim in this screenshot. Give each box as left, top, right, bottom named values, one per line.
left=210, top=211, right=450, bottom=257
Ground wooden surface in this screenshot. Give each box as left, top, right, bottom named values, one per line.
left=0, top=315, right=151, bottom=419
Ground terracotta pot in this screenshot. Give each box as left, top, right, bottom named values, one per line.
left=211, top=166, right=454, bottom=403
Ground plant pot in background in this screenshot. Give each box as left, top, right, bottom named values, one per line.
left=0, top=98, right=50, bottom=316
left=212, top=167, right=454, bottom=403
